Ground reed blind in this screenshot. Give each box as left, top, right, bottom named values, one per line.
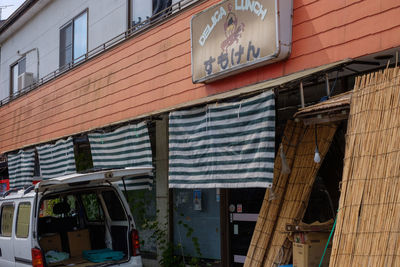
left=330, top=68, right=400, bottom=267
left=245, top=121, right=337, bottom=266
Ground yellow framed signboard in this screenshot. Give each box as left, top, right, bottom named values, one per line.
left=191, top=0, right=293, bottom=83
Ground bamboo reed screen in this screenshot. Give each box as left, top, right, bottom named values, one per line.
left=330, top=68, right=400, bottom=266
left=245, top=120, right=337, bottom=267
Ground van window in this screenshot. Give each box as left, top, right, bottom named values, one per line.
left=102, top=191, right=127, bottom=221
left=81, top=193, right=104, bottom=221
left=40, top=195, right=77, bottom=218
left=1, top=204, right=14, bottom=237
left=16, top=203, right=31, bottom=238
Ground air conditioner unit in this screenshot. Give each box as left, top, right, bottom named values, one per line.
left=18, top=72, right=34, bottom=91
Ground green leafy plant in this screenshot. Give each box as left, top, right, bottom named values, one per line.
left=128, top=191, right=201, bottom=267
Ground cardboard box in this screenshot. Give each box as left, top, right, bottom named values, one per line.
left=40, top=233, right=62, bottom=252
left=67, top=229, right=91, bottom=257
left=292, top=232, right=332, bottom=267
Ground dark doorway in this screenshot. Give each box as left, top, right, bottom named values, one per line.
left=227, top=188, right=266, bottom=266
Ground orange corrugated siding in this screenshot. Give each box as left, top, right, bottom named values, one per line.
left=1, top=0, right=400, bottom=153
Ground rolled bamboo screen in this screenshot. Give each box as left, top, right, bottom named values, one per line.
left=245, top=120, right=302, bottom=267
left=245, top=120, right=337, bottom=267
left=330, top=67, right=400, bottom=267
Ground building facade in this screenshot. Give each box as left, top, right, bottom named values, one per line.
left=0, top=0, right=400, bottom=266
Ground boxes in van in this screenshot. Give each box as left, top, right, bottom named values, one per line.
left=39, top=233, right=62, bottom=252
left=67, top=229, right=91, bottom=257
left=0, top=168, right=151, bottom=267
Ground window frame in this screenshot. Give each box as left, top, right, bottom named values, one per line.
left=59, top=9, right=89, bottom=68
left=9, top=56, right=26, bottom=96
left=15, top=202, right=31, bottom=239
left=0, top=202, right=15, bottom=237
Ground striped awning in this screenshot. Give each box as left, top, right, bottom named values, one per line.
left=88, top=122, right=153, bottom=190
left=169, top=90, right=275, bottom=188
left=7, top=150, right=35, bottom=189
left=37, top=137, right=76, bottom=180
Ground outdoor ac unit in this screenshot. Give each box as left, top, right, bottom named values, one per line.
left=18, top=72, right=34, bottom=91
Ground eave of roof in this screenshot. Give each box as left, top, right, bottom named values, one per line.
left=0, top=0, right=38, bottom=35
left=294, top=91, right=352, bottom=117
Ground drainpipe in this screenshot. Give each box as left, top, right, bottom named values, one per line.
left=17, top=47, right=39, bottom=82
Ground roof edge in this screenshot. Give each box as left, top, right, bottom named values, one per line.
left=0, top=0, right=38, bottom=36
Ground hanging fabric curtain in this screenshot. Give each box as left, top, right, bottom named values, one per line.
left=88, top=122, right=153, bottom=190
left=37, top=137, right=76, bottom=180
left=169, top=90, right=275, bottom=188
left=7, top=150, right=35, bottom=189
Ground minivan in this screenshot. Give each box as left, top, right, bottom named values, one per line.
left=0, top=167, right=152, bottom=267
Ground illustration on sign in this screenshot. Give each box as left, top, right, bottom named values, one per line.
left=221, top=4, right=245, bottom=52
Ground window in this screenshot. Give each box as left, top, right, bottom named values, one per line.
left=10, top=57, right=26, bottom=96
left=73, top=135, right=93, bottom=172
left=102, top=191, right=127, bottom=221
left=1, top=204, right=14, bottom=237
left=60, top=10, right=87, bottom=68
left=81, top=193, right=104, bottom=221
left=40, top=195, right=77, bottom=218
left=16, top=202, right=31, bottom=238
left=130, top=0, right=173, bottom=27
left=131, top=0, right=152, bottom=26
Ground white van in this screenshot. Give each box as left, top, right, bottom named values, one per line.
left=0, top=168, right=151, bottom=267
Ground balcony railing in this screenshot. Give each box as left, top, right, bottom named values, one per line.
left=0, top=0, right=201, bottom=107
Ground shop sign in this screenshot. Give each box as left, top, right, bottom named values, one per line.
left=191, top=0, right=293, bottom=83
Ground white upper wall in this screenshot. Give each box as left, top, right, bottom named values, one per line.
left=0, top=0, right=128, bottom=101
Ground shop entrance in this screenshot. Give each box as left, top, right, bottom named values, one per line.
left=227, top=188, right=266, bottom=266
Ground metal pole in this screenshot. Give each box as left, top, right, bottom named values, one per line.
left=299, top=81, right=305, bottom=108
left=325, top=73, right=330, bottom=98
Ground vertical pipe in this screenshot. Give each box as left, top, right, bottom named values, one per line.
left=325, top=73, right=330, bottom=98
left=36, top=48, right=39, bottom=82
left=299, top=81, right=305, bottom=108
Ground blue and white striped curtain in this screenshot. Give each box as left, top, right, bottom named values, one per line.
left=169, top=90, right=275, bottom=188
left=88, top=122, right=153, bottom=190
left=7, top=150, right=35, bottom=189
left=37, top=137, right=76, bottom=180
